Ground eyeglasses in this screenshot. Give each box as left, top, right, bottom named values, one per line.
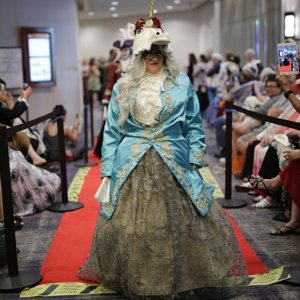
left=265, top=84, right=279, bottom=88
left=142, top=51, right=164, bottom=60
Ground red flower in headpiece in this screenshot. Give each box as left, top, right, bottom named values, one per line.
left=134, top=18, right=145, bottom=33
left=134, top=17, right=162, bottom=34
left=152, top=17, right=161, bottom=28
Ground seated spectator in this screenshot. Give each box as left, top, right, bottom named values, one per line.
left=248, top=149, right=300, bottom=235
left=213, top=63, right=259, bottom=159
left=43, top=108, right=83, bottom=162
left=0, top=80, right=46, bottom=166
left=243, top=48, right=263, bottom=74
left=0, top=148, right=61, bottom=217
left=13, top=117, right=47, bottom=156
left=236, top=68, right=300, bottom=178
left=236, top=74, right=288, bottom=157
left=232, top=70, right=277, bottom=138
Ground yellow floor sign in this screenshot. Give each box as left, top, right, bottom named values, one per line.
left=20, top=282, right=116, bottom=297
left=247, top=266, right=291, bottom=286
left=200, top=167, right=224, bottom=199
left=67, top=167, right=90, bottom=201
left=19, top=267, right=291, bottom=297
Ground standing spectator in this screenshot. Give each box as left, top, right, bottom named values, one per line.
left=87, top=57, right=101, bottom=104
left=186, top=53, right=197, bottom=84
left=193, top=54, right=209, bottom=112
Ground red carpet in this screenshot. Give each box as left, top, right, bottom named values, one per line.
left=41, top=155, right=267, bottom=283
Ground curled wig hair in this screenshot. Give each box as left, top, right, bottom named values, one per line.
left=115, top=45, right=179, bottom=126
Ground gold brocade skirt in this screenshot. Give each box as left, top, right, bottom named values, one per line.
left=78, top=148, right=246, bottom=298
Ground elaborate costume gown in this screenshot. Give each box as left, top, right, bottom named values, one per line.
left=9, top=148, right=61, bottom=216
left=78, top=71, right=246, bottom=298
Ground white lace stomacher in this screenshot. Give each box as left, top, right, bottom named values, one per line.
left=134, top=71, right=164, bottom=126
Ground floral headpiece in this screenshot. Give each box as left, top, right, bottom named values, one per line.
left=130, top=0, right=170, bottom=56
left=132, top=17, right=162, bottom=34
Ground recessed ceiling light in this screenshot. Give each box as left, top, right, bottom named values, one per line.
left=88, top=11, right=95, bottom=16
left=166, top=5, right=173, bottom=10
left=111, top=1, right=119, bottom=5
left=109, top=6, right=116, bottom=11
left=174, top=0, right=181, bottom=4
left=112, top=13, right=119, bottom=18
left=153, top=9, right=158, bottom=14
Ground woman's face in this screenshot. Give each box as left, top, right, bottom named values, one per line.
left=120, top=48, right=131, bottom=61
left=142, top=46, right=164, bottom=74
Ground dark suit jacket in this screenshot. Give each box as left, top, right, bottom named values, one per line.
left=0, top=101, right=27, bottom=126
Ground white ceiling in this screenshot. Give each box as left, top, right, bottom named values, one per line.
left=77, top=0, right=209, bottom=21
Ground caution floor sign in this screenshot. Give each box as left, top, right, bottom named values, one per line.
left=19, top=267, right=292, bottom=298
left=20, top=282, right=116, bottom=298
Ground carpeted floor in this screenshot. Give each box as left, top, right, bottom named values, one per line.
left=0, top=105, right=300, bottom=299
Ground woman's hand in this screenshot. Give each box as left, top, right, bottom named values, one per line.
left=0, top=90, right=14, bottom=109
left=287, top=128, right=300, bottom=137
left=276, top=67, right=290, bottom=93
left=283, top=149, right=300, bottom=161
left=261, top=136, right=270, bottom=147
left=20, top=86, right=32, bottom=100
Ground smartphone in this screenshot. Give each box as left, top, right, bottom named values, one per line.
left=23, top=82, right=29, bottom=90
left=0, top=83, right=5, bottom=90
left=277, top=42, right=299, bottom=74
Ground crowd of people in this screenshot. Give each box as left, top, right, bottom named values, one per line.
left=1, top=6, right=300, bottom=298
left=184, top=43, right=300, bottom=237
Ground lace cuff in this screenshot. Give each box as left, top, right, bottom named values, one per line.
left=95, top=177, right=111, bottom=204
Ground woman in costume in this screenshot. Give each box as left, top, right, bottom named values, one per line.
left=79, top=7, right=246, bottom=299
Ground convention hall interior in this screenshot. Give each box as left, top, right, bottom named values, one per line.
left=0, top=0, right=300, bottom=299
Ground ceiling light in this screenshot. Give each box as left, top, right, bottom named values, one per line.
left=284, top=12, right=295, bottom=38
left=166, top=5, right=173, bottom=10
left=153, top=9, right=158, bottom=14
left=111, top=1, right=119, bottom=5
left=174, top=0, right=181, bottom=4
left=109, top=6, right=116, bottom=11
left=112, top=13, right=119, bottom=18
left=88, top=11, right=94, bottom=16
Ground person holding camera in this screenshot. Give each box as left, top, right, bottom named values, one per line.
left=0, top=78, right=46, bottom=166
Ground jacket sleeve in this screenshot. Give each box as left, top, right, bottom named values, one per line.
left=183, top=81, right=206, bottom=167
left=101, top=85, right=124, bottom=177
left=0, top=101, right=27, bottom=126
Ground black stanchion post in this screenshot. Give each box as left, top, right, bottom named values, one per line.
left=0, top=126, right=42, bottom=292
left=48, top=106, right=84, bottom=212
left=217, top=100, right=247, bottom=208
left=75, top=98, right=97, bottom=168
left=89, top=92, right=95, bottom=149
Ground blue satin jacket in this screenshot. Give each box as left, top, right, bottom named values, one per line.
left=101, top=72, right=215, bottom=219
